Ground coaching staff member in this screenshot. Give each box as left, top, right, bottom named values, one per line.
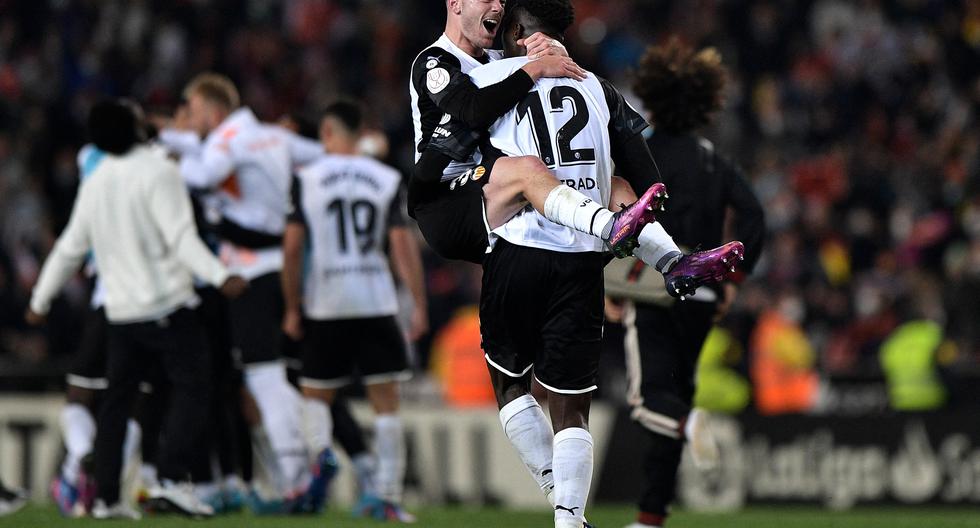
left=620, top=40, right=765, bottom=528
left=27, top=99, right=247, bottom=519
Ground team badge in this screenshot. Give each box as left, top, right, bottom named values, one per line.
left=472, top=166, right=486, bottom=181
left=450, top=169, right=474, bottom=190
left=426, top=67, right=450, bottom=94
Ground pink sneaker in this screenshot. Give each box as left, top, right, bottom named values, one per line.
left=605, top=183, right=668, bottom=258
left=664, top=241, right=745, bottom=299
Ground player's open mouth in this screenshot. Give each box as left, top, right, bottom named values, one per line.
left=482, top=18, right=499, bottom=34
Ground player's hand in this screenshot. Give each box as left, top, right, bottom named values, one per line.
left=147, top=113, right=174, bottom=131
left=604, top=296, right=624, bottom=323
left=520, top=32, right=568, bottom=59
left=220, top=275, right=249, bottom=299
left=713, top=282, right=738, bottom=323
left=407, top=307, right=429, bottom=342
left=281, top=308, right=304, bottom=341
left=522, top=54, right=587, bottom=82
left=173, top=104, right=191, bottom=130
left=24, top=309, right=46, bottom=326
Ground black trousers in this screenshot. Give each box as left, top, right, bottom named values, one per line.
left=625, top=300, right=715, bottom=517
left=94, top=307, right=211, bottom=503
left=187, top=287, right=244, bottom=483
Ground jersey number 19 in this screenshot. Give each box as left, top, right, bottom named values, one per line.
left=326, top=198, right=378, bottom=255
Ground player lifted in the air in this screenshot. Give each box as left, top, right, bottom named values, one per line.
left=418, top=1, right=745, bottom=527
left=409, top=1, right=735, bottom=296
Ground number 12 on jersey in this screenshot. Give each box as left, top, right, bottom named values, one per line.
left=516, top=86, right=597, bottom=169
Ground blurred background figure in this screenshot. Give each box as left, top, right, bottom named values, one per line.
left=611, top=38, right=764, bottom=528
left=0, top=479, right=27, bottom=516
left=281, top=100, right=424, bottom=521
left=155, top=73, right=322, bottom=510
left=750, top=291, right=820, bottom=415
left=26, top=99, right=246, bottom=519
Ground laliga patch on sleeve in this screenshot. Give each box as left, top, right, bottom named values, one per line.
left=426, top=58, right=439, bottom=69
left=426, top=68, right=451, bottom=94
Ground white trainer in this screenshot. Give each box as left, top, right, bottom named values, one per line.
left=0, top=484, right=27, bottom=517
left=91, top=499, right=142, bottom=520
left=145, top=482, right=215, bottom=518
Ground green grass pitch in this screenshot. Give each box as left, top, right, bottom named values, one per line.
left=3, top=505, right=980, bottom=528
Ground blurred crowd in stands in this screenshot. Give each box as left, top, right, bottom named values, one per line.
left=1, top=0, right=978, bottom=411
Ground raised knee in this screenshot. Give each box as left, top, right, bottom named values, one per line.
left=523, top=155, right=549, bottom=178
left=611, top=176, right=634, bottom=193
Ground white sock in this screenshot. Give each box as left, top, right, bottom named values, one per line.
left=352, top=452, right=378, bottom=497
left=250, top=425, right=284, bottom=494
left=245, top=362, right=309, bottom=494
left=373, top=414, right=405, bottom=504
left=499, top=395, right=555, bottom=504
left=303, top=398, right=333, bottom=455
left=543, top=185, right=614, bottom=239
left=122, top=419, right=142, bottom=478
left=552, top=427, right=593, bottom=528
left=633, top=222, right=682, bottom=272
left=60, top=403, right=96, bottom=486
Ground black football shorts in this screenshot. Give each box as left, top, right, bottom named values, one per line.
left=298, top=315, right=410, bottom=390
left=480, top=239, right=605, bottom=394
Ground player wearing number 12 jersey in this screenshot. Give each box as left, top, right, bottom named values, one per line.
left=423, top=2, right=745, bottom=527
left=281, top=102, right=423, bottom=522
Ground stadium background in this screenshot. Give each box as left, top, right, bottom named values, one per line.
left=0, top=0, right=979, bottom=525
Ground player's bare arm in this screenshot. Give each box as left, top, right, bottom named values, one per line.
left=280, top=215, right=306, bottom=340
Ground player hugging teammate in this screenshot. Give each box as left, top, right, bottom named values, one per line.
left=408, top=1, right=745, bottom=527
left=21, top=0, right=753, bottom=525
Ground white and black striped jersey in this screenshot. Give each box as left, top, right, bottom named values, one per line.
left=288, top=154, right=405, bottom=320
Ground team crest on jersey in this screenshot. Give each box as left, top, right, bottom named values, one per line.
left=427, top=68, right=451, bottom=94
left=449, top=166, right=486, bottom=190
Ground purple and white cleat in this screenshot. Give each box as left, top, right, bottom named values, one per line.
left=664, top=241, right=745, bottom=299
left=605, top=183, right=668, bottom=258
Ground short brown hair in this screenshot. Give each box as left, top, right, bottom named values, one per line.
left=632, top=38, right=727, bottom=134
left=184, top=72, right=240, bottom=111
